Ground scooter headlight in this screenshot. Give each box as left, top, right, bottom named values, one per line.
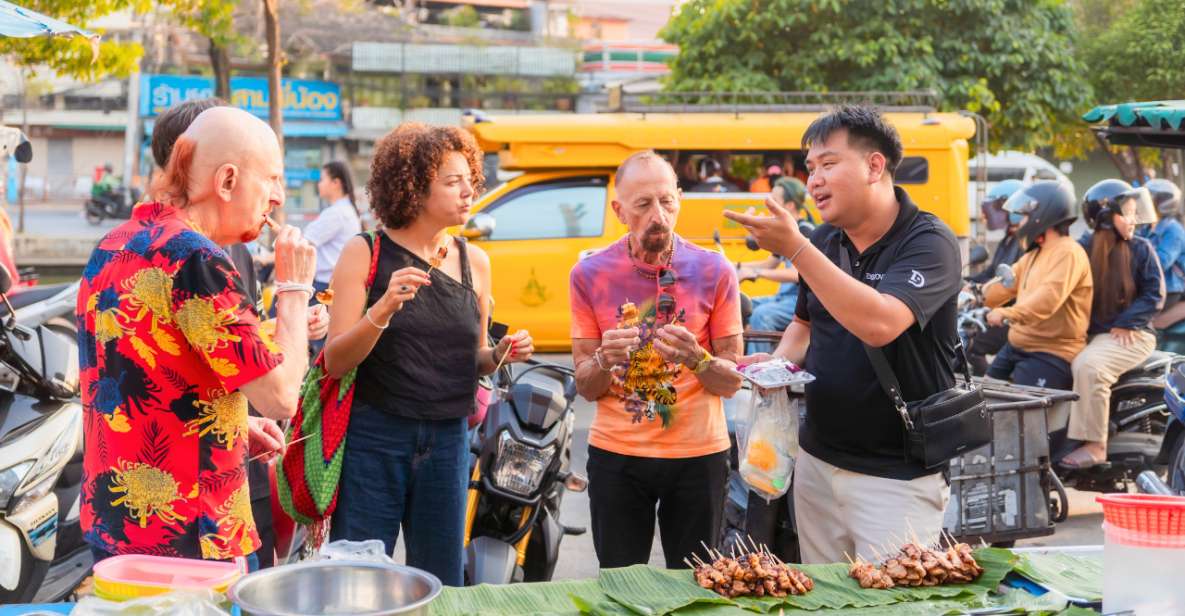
left=491, top=431, right=555, bottom=497
left=0, top=461, right=33, bottom=510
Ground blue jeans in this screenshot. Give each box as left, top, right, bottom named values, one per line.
left=88, top=546, right=260, bottom=572
left=747, top=294, right=798, bottom=354
left=987, top=342, right=1073, bottom=390
left=330, top=404, right=469, bottom=586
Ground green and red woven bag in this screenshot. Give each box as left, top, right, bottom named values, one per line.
left=276, top=230, right=380, bottom=542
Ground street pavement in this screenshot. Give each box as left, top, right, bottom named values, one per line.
left=5, top=203, right=118, bottom=239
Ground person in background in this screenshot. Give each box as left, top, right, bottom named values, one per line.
left=323, top=123, right=534, bottom=586
left=148, top=98, right=329, bottom=567
left=738, top=178, right=809, bottom=353
left=306, top=161, right=364, bottom=299
left=983, top=181, right=1091, bottom=391
left=79, top=107, right=315, bottom=566
left=1062, top=180, right=1164, bottom=469
left=1144, top=179, right=1185, bottom=310
left=961, top=180, right=1024, bottom=375
left=749, top=159, right=784, bottom=193
left=691, top=158, right=740, bottom=193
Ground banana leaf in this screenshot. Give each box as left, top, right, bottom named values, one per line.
left=431, top=579, right=610, bottom=616
left=1012, top=552, right=1103, bottom=603
left=598, top=548, right=1016, bottom=615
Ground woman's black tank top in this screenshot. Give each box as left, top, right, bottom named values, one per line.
left=354, top=232, right=481, bottom=420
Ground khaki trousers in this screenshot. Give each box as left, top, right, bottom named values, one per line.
left=1069, top=330, right=1157, bottom=443
left=793, top=450, right=950, bottom=564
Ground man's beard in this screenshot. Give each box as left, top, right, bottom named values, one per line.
left=639, top=225, right=672, bottom=254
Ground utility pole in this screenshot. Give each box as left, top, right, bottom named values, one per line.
left=18, top=68, right=28, bottom=234
left=123, top=25, right=144, bottom=192
left=263, top=0, right=283, bottom=149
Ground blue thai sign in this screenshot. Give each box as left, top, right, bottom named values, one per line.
left=140, top=74, right=342, bottom=121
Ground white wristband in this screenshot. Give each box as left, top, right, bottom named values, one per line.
left=275, top=281, right=315, bottom=297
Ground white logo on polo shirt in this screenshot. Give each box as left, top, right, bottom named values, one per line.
left=909, top=270, right=925, bottom=288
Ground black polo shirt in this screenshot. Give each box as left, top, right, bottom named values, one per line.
left=795, top=186, right=962, bottom=480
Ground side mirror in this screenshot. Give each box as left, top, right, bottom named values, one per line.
left=14, top=139, right=32, bottom=164
left=461, top=213, right=496, bottom=239
left=744, top=236, right=760, bottom=252
left=996, top=263, right=1015, bottom=289
left=0, top=263, right=12, bottom=295
left=969, top=245, right=989, bottom=267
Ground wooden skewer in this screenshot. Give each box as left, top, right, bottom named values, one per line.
left=263, top=214, right=280, bottom=231
left=843, top=551, right=855, bottom=565
left=248, top=432, right=314, bottom=462
left=684, top=557, right=698, bottom=570
left=700, top=541, right=714, bottom=559
left=492, top=342, right=514, bottom=374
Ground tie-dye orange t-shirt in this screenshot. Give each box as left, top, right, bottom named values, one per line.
left=569, top=235, right=742, bottom=459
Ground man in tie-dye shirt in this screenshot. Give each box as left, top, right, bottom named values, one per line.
left=570, top=150, right=743, bottom=570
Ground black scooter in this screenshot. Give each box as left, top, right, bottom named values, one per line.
left=84, top=186, right=141, bottom=225
left=463, top=354, right=587, bottom=585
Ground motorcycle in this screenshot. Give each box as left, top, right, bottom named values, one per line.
left=0, top=271, right=87, bottom=603
left=963, top=264, right=1183, bottom=511
left=84, top=186, right=140, bottom=226
left=464, top=354, right=587, bottom=584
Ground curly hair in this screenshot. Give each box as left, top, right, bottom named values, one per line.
left=367, top=123, right=485, bottom=229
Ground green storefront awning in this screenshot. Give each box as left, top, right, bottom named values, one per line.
left=1084, top=100, right=1185, bottom=149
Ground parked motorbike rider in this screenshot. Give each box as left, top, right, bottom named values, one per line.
left=962, top=180, right=1024, bottom=374
left=738, top=177, right=809, bottom=353
left=1061, top=180, right=1165, bottom=468
left=983, top=181, right=1092, bottom=390
left=1142, top=179, right=1185, bottom=311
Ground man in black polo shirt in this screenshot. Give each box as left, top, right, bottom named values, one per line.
left=726, top=105, right=961, bottom=564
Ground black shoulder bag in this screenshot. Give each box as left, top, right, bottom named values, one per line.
left=838, top=244, right=991, bottom=470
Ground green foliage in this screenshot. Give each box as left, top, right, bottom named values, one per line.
left=443, top=5, right=481, bottom=28
left=0, top=0, right=150, bottom=79
left=1077, top=0, right=1185, bottom=103
left=660, top=0, right=1093, bottom=154
left=0, top=0, right=239, bottom=82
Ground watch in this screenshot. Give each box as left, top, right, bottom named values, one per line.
left=691, top=349, right=714, bottom=374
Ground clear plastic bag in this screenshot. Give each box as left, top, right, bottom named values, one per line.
left=739, top=388, right=801, bottom=502
left=316, top=538, right=395, bottom=564
left=70, top=590, right=228, bottom=616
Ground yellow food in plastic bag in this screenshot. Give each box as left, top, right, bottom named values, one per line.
left=747, top=439, right=776, bottom=471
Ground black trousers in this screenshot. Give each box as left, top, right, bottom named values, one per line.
left=250, top=495, right=275, bottom=569
left=587, top=445, right=729, bottom=569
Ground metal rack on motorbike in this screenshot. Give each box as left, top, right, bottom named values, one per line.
left=946, top=379, right=1078, bottom=547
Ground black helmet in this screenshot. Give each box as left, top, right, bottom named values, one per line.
left=1147, top=178, right=1182, bottom=217
left=1083, top=179, right=1158, bottom=230
left=1003, top=180, right=1077, bottom=250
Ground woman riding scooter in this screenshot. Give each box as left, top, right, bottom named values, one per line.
left=1061, top=180, right=1165, bottom=469
left=1144, top=179, right=1185, bottom=310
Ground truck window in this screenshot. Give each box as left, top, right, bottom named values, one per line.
left=482, top=177, right=608, bottom=241
left=896, top=157, right=929, bottom=184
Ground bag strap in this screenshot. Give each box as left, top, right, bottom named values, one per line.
left=837, top=241, right=974, bottom=433
left=364, top=229, right=382, bottom=290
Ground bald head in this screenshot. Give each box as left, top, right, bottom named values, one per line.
left=151, top=106, right=285, bottom=245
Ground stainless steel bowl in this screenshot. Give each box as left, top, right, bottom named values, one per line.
left=228, top=560, right=442, bottom=616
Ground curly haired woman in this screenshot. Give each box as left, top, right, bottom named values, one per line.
left=323, top=123, right=534, bottom=585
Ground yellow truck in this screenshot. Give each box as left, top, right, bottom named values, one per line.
left=462, top=109, right=977, bottom=350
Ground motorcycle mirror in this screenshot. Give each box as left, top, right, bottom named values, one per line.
left=562, top=374, right=577, bottom=404
left=0, top=263, right=12, bottom=295
left=14, top=139, right=32, bottom=164
left=461, top=212, right=496, bottom=239
left=995, top=264, right=1016, bottom=288
left=713, top=230, right=722, bottom=245
left=745, top=236, right=760, bottom=252
left=563, top=472, right=588, bottom=493
left=969, top=245, right=989, bottom=267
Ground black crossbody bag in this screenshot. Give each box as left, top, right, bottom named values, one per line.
left=838, top=237, right=991, bottom=470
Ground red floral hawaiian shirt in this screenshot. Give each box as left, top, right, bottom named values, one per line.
left=77, top=202, right=282, bottom=559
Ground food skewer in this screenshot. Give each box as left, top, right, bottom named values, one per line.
left=248, top=432, right=314, bottom=462
left=263, top=214, right=280, bottom=231
left=426, top=244, right=448, bottom=276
